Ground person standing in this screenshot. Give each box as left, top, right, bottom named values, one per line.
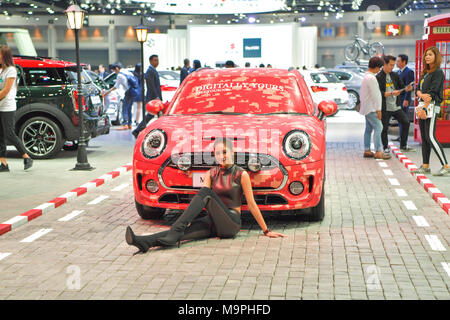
left=413, top=46, right=450, bottom=176
left=359, top=56, right=391, bottom=160
left=376, top=55, right=414, bottom=153
left=193, top=59, right=202, bottom=71
left=103, top=62, right=136, bottom=130
left=133, top=63, right=143, bottom=125
left=394, top=54, right=415, bottom=142
left=0, top=45, right=33, bottom=172
left=98, top=64, right=109, bottom=80
left=132, top=55, right=161, bottom=138
left=180, top=58, right=192, bottom=84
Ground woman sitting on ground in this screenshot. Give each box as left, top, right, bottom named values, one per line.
left=126, top=137, right=286, bottom=254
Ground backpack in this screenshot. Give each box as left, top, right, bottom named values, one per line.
left=120, top=71, right=139, bottom=97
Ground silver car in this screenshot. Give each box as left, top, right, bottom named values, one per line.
left=327, top=69, right=364, bottom=110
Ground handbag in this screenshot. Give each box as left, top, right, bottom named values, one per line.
left=415, top=101, right=437, bottom=119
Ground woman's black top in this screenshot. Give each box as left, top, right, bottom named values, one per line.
left=417, top=68, right=445, bottom=105
left=210, top=164, right=245, bottom=209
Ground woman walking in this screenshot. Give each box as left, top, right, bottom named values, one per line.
left=0, top=45, right=33, bottom=172
left=413, top=46, right=450, bottom=176
left=126, top=137, right=286, bottom=254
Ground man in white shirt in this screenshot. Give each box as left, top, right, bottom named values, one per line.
left=359, top=56, right=391, bottom=160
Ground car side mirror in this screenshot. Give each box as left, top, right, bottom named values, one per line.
left=318, top=100, right=338, bottom=120
left=146, top=99, right=165, bottom=115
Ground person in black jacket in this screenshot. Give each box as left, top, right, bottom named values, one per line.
left=180, top=58, right=192, bottom=85
left=376, top=55, right=413, bottom=153
left=132, top=54, right=161, bottom=138
left=412, top=46, right=450, bottom=176
left=394, top=54, right=415, bottom=141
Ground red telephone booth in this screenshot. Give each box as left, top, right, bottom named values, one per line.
left=414, top=13, right=450, bottom=144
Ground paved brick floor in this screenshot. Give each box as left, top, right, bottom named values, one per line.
left=0, top=138, right=449, bottom=300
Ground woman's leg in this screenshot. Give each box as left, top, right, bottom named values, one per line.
left=0, top=114, right=7, bottom=165
left=203, top=193, right=241, bottom=238
left=1, top=112, right=28, bottom=158
left=157, top=187, right=216, bottom=246
left=428, top=112, right=448, bottom=166
left=419, top=118, right=431, bottom=165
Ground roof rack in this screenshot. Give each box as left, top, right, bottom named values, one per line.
left=13, top=55, right=57, bottom=61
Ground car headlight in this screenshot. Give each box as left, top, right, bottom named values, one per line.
left=283, top=130, right=311, bottom=160
left=177, top=155, right=192, bottom=171
left=142, top=129, right=167, bottom=159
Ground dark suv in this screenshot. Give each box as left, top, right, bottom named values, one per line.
left=12, top=56, right=110, bottom=159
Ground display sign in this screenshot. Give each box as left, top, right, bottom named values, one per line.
left=321, top=27, right=335, bottom=38
left=386, top=24, right=401, bottom=36
left=433, top=26, right=450, bottom=34
left=243, top=38, right=262, bottom=58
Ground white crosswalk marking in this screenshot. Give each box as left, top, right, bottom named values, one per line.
left=88, top=195, right=109, bottom=205
left=395, top=189, right=407, bottom=197
left=412, top=216, right=430, bottom=227
left=425, top=235, right=447, bottom=251
left=378, top=162, right=388, bottom=168
left=403, top=200, right=417, bottom=211
left=442, top=262, right=450, bottom=278
left=112, top=183, right=129, bottom=192
left=0, top=253, right=11, bottom=261
left=383, top=169, right=393, bottom=176
left=58, top=210, right=85, bottom=222
left=20, top=229, right=53, bottom=243
left=388, top=178, right=400, bottom=186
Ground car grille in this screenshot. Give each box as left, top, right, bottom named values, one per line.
left=167, top=152, right=278, bottom=171
left=159, top=193, right=288, bottom=205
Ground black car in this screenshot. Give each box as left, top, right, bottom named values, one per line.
left=12, top=55, right=110, bottom=159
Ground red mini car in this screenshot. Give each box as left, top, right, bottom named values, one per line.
left=133, top=68, right=337, bottom=221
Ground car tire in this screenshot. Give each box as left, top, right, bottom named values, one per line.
left=135, top=199, right=165, bottom=220
left=347, top=90, right=359, bottom=110
left=19, top=116, right=64, bottom=159
left=308, top=181, right=325, bottom=222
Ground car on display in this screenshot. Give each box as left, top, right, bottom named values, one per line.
left=102, top=69, right=180, bottom=125
left=327, top=69, right=363, bottom=110
left=12, top=55, right=110, bottom=159
left=334, top=62, right=367, bottom=74
left=300, top=70, right=349, bottom=114
left=132, top=68, right=337, bottom=222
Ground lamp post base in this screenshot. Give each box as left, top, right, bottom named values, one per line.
left=71, top=163, right=95, bottom=171
left=71, top=140, right=95, bottom=171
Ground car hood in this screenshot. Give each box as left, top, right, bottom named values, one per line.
left=135, top=114, right=326, bottom=164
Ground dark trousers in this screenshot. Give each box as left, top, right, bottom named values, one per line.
left=418, top=114, right=448, bottom=166
left=121, top=92, right=134, bottom=126
left=0, top=111, right=27, bottom=158
left=133, top=112, right=154, bottom=137
left=381, top=109, right=410, bottom=150
left=138, top=187, right=241, bottom=244
left=397, top=104, right=409, bottom=138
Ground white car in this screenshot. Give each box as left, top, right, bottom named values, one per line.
left=159, top=70, right=180, bottom=103
left=300, top=70, right=349, bottom=115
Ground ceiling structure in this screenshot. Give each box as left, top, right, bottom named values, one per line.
left=0, top=0, right=448, bottom=19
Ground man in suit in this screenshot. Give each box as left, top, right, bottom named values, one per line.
left=394, top=54, right=415, bottom=142
left=180, top=58, right=192, bottom=85
left=376, top=55, right=414, bottom=153
left=132, top=54, right=161, bottom=138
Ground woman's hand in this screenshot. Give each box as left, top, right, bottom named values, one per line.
left=264, top=230, right=286, bottom=238
left=422, top=94, right=432, bottom=103
left=417, top=109, right=427, bottom=120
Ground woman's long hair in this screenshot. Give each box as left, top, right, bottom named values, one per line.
left=422, top=46, right=442, bottom=76
left=0, top=45, right=15, bottom=69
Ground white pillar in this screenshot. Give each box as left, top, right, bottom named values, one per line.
left=47, top=22, right=57, bottom=58
left=108, top=21, right=117, bottom=64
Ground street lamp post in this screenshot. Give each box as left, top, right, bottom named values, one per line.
left=134, top=21, right=149, bottom=123
left=65, top=4, right=94, bottom=171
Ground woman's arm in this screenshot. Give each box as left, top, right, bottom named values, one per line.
left=241, top=171, right=286, bottom=238
left=0, top=77, right=16, bottom=100
left=427, top=69, right=445, bottom=104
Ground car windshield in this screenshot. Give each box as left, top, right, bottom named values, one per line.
left=169, top=73, right=308, bottom=115
left=64, top=68, right=92, bottom=84
left=160, top=71, right=180, bottom=80
left=310, top=72, right=340, bottom=83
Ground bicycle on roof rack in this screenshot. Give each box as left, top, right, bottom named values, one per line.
left=344, top=35, right=384, bottom=61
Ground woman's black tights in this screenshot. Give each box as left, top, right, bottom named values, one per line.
left=134, top=187, right=241, bottom=246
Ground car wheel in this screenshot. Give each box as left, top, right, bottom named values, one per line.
left=19, top=116, right=64, bottom=159
left=135, top=199, right=165, bottom=220
left=347, top=90, right=359, bottom=110
left=308, top=181, right=325, bottom=222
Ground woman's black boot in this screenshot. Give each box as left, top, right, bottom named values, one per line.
left=125, top=226, right=162, bottom=255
